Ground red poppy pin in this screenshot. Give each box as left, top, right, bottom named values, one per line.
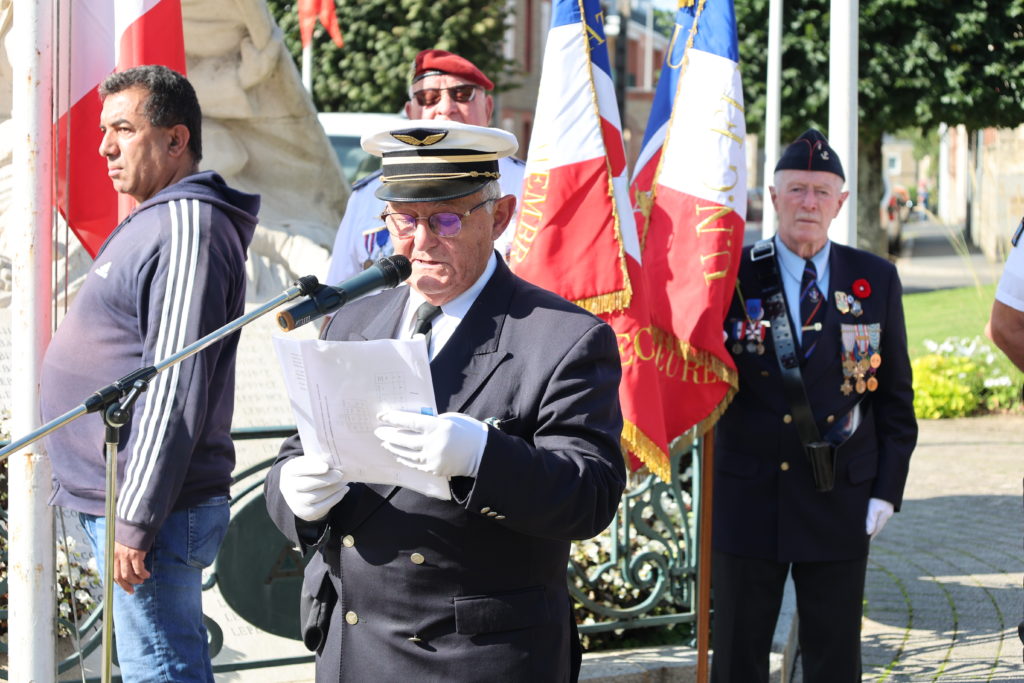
left=852, top=278, right=871, bottom=298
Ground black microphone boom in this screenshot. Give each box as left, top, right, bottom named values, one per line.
left=277, top=255, right=412, bottom=331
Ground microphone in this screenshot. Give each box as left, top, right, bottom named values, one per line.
left=277, top=255, right=412, bottom=331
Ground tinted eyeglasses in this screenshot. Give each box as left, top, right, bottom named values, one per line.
left=381, top=198, right=495, bottom=238
left=411, top=84, right=481, bottom=107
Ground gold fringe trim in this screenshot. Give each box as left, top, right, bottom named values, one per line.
left=622, top=418, right=672, bottom=483
left=571, top=282, right=633, bottom=317
left=669, top=386, right=738, bottom=455
left=570, top=0, right=633, bottom=316
left=698, top=386, right=737, bottom=435
left=648, top=324, right=740, bottom=387
left=678, top=0, right=695, bottom=7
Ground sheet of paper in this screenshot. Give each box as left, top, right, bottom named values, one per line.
left=272, top=335, right=450, bottom=500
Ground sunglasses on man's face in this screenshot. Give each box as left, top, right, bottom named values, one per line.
left=411, top=84, right=481, bottom=107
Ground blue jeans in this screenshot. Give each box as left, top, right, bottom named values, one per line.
left=80, top=497, right=229, bottom=683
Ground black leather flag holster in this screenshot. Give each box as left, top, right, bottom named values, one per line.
left=804, top=441, right=837, bottom=492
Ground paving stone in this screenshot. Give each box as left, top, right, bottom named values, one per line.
left=860, top=416, right=1024, bottom=682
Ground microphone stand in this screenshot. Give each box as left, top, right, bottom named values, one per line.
left=0, top=274, right=321, bottom=683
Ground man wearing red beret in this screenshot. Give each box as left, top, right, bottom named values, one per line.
left=326, top=49, right=525, bottom=286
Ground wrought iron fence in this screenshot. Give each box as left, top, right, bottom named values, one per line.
left=0, top=428, right=702, bottom=680
left=570, top=445, right=699, bottom=639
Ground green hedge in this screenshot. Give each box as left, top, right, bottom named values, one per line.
left=911, top=336, right=1021, bottom=419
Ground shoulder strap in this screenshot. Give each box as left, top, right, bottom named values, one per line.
left=750, top=240, right=837, bottom=491
left=749, top=239, right=821, bottom=446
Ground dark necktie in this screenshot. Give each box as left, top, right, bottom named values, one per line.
left=800, top=259, right=824, bottom=359
left=413, top=302, right=443, bottom=345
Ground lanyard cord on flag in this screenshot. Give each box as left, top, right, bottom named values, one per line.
left=733, top=280, right=759, bottom=331
left=636, top=0, right=709, bottom=245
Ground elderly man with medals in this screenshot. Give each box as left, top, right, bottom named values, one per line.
left=711, top=129, right=918, bottom=682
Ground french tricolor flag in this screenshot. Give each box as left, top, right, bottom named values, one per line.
left=56, top=0, right=186, bottom=258
left=511, top=0, right=670, bottom=480
left=631, top=0, right=747, bottom=445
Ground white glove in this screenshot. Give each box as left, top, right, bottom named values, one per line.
left=865, top=497, right=895, bottom=538
left=278, top=456, right=349, bottom=522
left=375, top=410, right=488, bottom=478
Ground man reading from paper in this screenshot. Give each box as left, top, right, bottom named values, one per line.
left=264, top=120, right=625, bottom=682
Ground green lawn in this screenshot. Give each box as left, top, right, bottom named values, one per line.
left=902, top=284, right=997, bottom=359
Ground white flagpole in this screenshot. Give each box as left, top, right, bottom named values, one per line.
left=828, top=0, right=858, bottom=246
left=761, top=0, right=782, bottom=239
left=8, top=0, right=56, bottom=678
left=302, top=43, right=313, bottom=92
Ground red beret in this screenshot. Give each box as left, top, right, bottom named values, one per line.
left=412, top=49, right=494, bottom=91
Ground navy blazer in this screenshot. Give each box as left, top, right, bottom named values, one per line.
left=713, top=241, right=917, bottom=563
left=265, top=257, right=625, bottom=682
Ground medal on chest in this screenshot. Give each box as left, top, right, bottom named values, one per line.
left=840, top=322, right=882, bottom=394
left=729, top=291, right=768, bottom=356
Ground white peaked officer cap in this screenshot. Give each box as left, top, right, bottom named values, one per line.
left=362, top=119, right=519, bottom=203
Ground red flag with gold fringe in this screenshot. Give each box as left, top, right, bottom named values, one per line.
left=630, top=0, right=747, bottom=451
left=510, top=0, right=670, bottom=480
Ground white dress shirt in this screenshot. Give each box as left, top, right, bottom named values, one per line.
left=399, top=251, right=498, bottom=360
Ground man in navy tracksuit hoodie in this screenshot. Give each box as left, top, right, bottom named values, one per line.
left=39, top=65, right=258, bottom=682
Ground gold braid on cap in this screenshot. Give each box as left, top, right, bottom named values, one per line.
left=381, top=171, right=500, bottom=183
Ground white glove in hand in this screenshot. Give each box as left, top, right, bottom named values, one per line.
left=865, top=497, right=895, bottom=538
left=279, top=456, right=349, bottom=522
left=375, top=410, right=487, bottom=478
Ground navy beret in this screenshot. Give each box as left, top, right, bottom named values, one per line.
left=774, top=129, right=844, bottom=181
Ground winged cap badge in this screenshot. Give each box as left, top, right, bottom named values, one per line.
left=391, top=130, right=448, bottom=146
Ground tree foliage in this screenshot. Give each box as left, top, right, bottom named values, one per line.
left=736, top=0, right=1024, bottom=141
left=265, top=0, right=519, bottom=113
left=735, top=0, right=1024, bottom=252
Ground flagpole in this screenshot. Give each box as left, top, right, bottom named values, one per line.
left=695, top=431, right=715, bottom=682
left=643, top=0, right=654, bottom=92
left=828, top=0, right=858, bottom=247
left=302, top=43, right=313, bottom=92
left=761, top=0, right=783, bottom=239
left=8, top=0, right=56, bottom=678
